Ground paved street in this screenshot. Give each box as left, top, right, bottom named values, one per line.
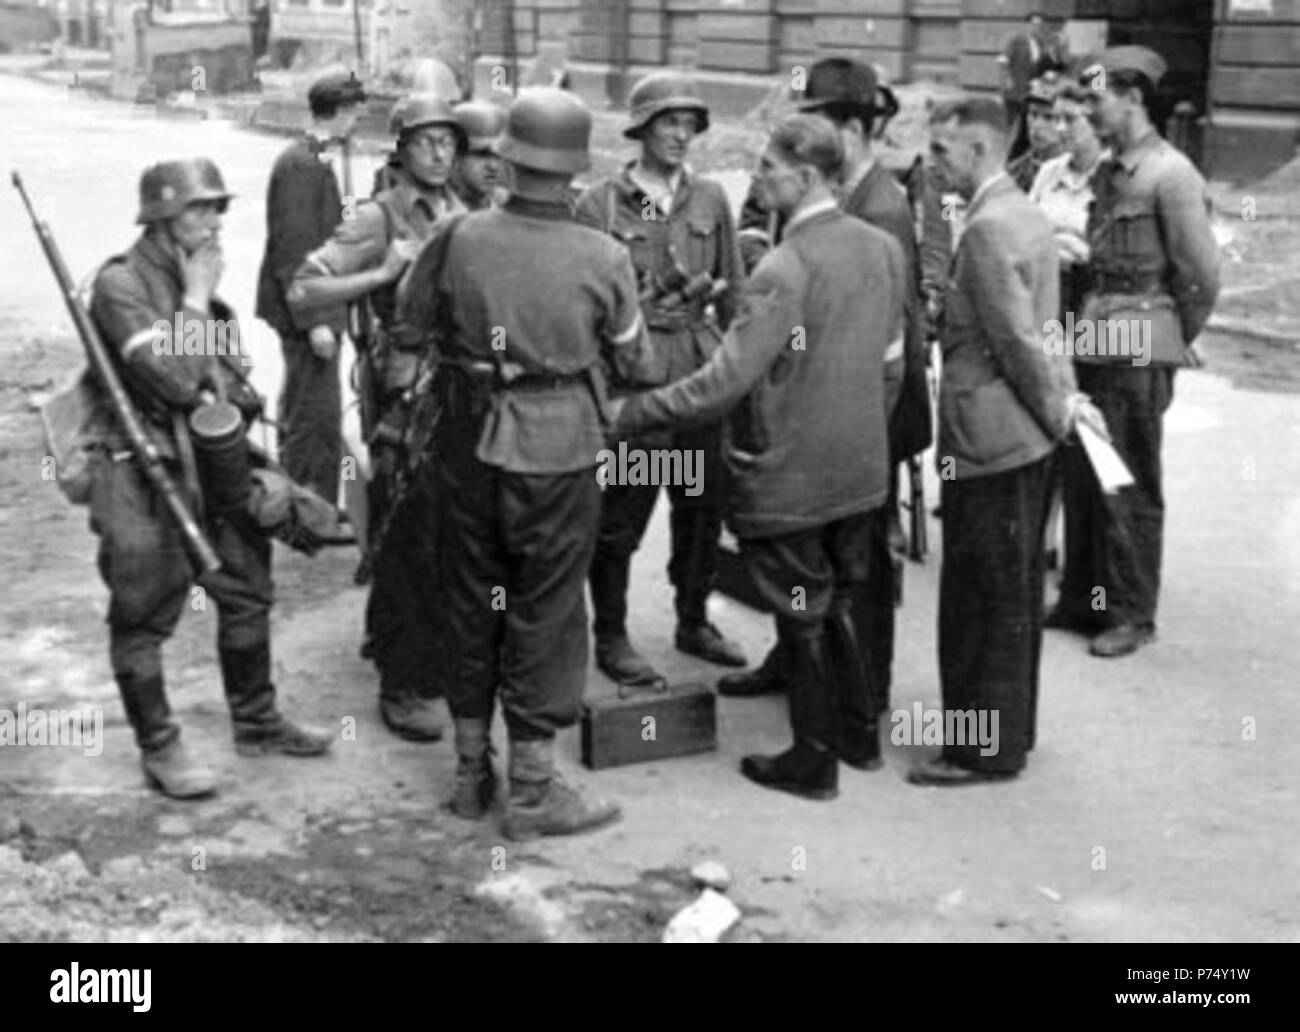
left=0, top=72, right=1297, bottom=942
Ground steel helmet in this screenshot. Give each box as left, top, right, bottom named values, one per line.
left=496, top=88, right=592, bottom=174
left=389, top=93, right=464, bottom=147
left=136, top=158, right=233, bottom=224
left=454, top=100, right=510, bottom=154
left=624, top=71, right=710, bottom=139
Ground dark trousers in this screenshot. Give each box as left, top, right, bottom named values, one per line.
left=277, top=330, right=341, bottom=505
left=741, top=511, right=875, bottom=640
left=742, top=511, right=878, bottom=746
left=89, top=454, right=275, bottom=752
left=434, top=388, right=601, bottom=741
left=1061, top=364, right=1175, bottom=629
left=939, top=455, right=1054, bottom=774
left=364, top=444, right=444, bottom=700
left=589, top=422, right=725, bottom=638
left=858, top=495, right=897, bottom=700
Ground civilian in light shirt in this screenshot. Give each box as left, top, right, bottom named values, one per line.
left=1029, top=82, right=1110, bottom=316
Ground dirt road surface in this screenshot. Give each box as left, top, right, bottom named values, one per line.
left=1, top=71, right=1297, bottom=942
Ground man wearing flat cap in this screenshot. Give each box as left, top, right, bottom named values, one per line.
left=256, top=71, right=367, bottom=506
left=574, top=70, right=747, bottom=689
left=1047, top=45, right=1220, bottom=658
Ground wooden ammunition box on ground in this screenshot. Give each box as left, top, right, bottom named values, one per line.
left=581, top=681, right=717, bottom=769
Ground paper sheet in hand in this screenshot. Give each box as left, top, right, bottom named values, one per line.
left=1078, top=422, right=1134, bottom=494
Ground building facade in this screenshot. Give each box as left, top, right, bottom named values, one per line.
left=481, top=0, right=1299, bottom=179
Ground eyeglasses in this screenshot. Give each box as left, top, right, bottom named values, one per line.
left=405, top=132, right=460, bottom=154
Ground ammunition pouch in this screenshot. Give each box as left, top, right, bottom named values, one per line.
left=644, top=303, right=706, bottom=334
left=246, top=467, right=353, bottom=555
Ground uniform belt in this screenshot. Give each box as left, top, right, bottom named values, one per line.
left=442, top=360, right=587, bottom=391
left=645, top=299, right=708, bottom=332
left=1093, top=272, right=1166, bottom=295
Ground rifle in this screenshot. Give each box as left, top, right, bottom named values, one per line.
left=13, top=171, right=221, bottom=576
left=367, top=355, right=442, bottom=558
left=365, top=212, right=468, bottom=559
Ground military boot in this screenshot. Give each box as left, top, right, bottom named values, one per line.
left=718, top=638, right=787, bottom=697
left=221, top=643, right=333, bottom=757
left=379, top=690, right=445, bottom=742
left=825, top=596, right=882, bottom=771
left=447, top=717, right=497, bottom=819
left=740, top=631, right=839, bottom=800
left=502, top=738, right=621, bottom=841
left=595, top=634, right=662, bottom=687
left=141, top=739, right=217, bottom=800
left=115, top=668, right=181, bottom=755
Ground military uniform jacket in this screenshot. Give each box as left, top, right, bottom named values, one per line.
left=89, top=234, right=260, bottom=456
left=289, top=167, right=465, bottom=336
left=394, top=196, right=650, bottom=476
left=573, top=163, right=742, bottom=391
left=255, top=137, right=344, bottom=336
left=617, top=204, right=904, bottom=539
left=938, top=174, right=1074, bottom=480
left=1081, top=130, right=1220, bottom=365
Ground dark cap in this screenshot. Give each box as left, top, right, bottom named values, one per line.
left=1026, top=71, right=1061, bottom=107
left=799, top=58, right=883, bottom=116
left=307, top=71, right=367, bottom=116
left=1087, top=45, right=1168, bottom=87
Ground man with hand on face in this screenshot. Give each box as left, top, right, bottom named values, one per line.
left=574, top=71, right=746, bottom=690
left=611, top=113, right=906, bottom=800
left=912, top=97, right=1107, bottom=786
left=288, top=94, right=468, bottom=743
left=88, top=159, right=334, bottom=799
left=256, top=71, right=367, bottom=507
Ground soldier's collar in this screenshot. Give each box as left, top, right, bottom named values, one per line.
left=1115, top=128, right=1161, bottom=172
left=504, top=195, right=573, bottom=221
left=389, top=169, right=465, bottom=220
left=135, top=231, right=183, bottom=285
left=619, top=159, right=693, bottom=202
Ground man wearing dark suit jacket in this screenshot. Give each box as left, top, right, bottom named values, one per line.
left=255, top=72, right=366, bottom=504
left=614, top=113, right=906, bottom=799
left=911, top=96, right=1107, bottom=786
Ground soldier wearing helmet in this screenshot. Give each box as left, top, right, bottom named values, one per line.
left=86, top=158, right=334, bottom=799
left=286, top=93, right=468, bottom=743
left=451, top=100, right=511, bottom=209
left=256, top=71, right=368, bottom=507
left=394, top=87, right=654, bottom=840
left=573, top=70, right=746, bottom=690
